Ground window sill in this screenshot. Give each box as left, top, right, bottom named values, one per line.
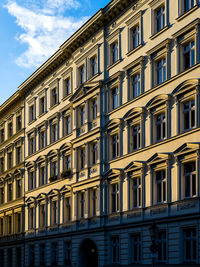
left=126, top=43, right=142, bottom=57
left=49, top=102, right=59, bottom=110
left=107, top=59, right=121, bottom=71
left=150, top=25, right=169, bottom=40
left=62, top=94, right=72, bottom=102
left=38, top=111, right=47, bottom=119
left=87, top=72, right=100, bottom=82
left=28, top=119, right=36, bottom=126
left=176, top=5, right=199, bottom=22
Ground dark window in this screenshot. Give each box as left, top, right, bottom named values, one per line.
left=184, top=162, right=196, bottom=198
left=156, top=170, right=166, bottom=203
left=29, top=245, right=35, bottom=266
left=64, top=78, right=71, bottom=97
left=131, top=25, right=140, bottom=50
left=40, top=97, right=45, bottom=115
left=112, top=134, right=119, bottom=159
left=64, top=241, right=71, bottom=265
left=156, top=58, right=166, bottom=85
left=111, top=236, right=120, bottom=264
left=131, top=73, right=140, bottom=99
left=131, top=234, right=141, bottom=263
left=183, top=41, right=195, bottom=70
left=132, top=124, right=141, bottom=150
left=110, top=42, right=118, bottom=64
left=157, top=231, right=167, bottom=262
left=40, top=243, right=45, bottom=266
left=155, top=113, right=166, bottom=141
left=183, top=228, right=197, bottom=263
left=111, top=87, right=119, bottom=110
left=16, top=115, right=22, bottom=131
left=51, top=88, right=58, bottom=106
left=156, top=6, right=165, bottom=32
left=111, top=183, right=119, bottom=213
left=184, top=0, right=194, bottom=12
left=91, top=56, right=97, bottom=76
left=132, top=177, right=141, bottom=208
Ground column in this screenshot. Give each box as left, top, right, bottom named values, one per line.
left=167, top=159, right=171, bottom=203
left=97, top=93, right=100, bottom=117
left=196, top=150, right=200, bottom=197
left=141, top=167, right=145, bottom=209
left=148, top=165, right=153, bottom=206
left=96, top=186, right=100, bottom=216
left=148, top=55, right=153, bottom=89
left=176, top=158, right=181, bottom=201
left=195, top=86, right=199, bottom=127
left=85, top=189, right=89, bottom=219
left=166, top=100, right=170, bottom=138
left=175, top=96, right=179, bottom=135
left=73, top=192, right=78, bottom=221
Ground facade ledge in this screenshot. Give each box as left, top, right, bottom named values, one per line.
left=150, top=25, right=169, bottom=40
left=106, top=59, right=121, bottom=71
left=176, top=5, right=199, bottom=22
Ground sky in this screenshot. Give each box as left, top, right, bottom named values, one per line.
left=0, top=0, right=110, bottom=105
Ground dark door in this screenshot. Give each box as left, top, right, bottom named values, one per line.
left=79, top=239, right=98, bottom=267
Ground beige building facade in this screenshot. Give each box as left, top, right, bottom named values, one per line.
left=1, top=0, right=200, bottom=266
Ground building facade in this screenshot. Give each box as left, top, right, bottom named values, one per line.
left=1, top=0, right=200, bottom=266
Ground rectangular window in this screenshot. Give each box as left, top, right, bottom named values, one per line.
left=183, top=0, right=194, bottom=13
left=92, top=143, right=98, bottom=165
left=16, top=178, right=22, bottom=198
left=0, top=129, right=4, bottom=143
left=131, top=234, right=141, bottom=263
left=90, top=56, right=97, bottom=77
left=16, top=247, right=21, bottom=267
left=111, top=183, right=119, bottom=213
left=0, top=157, right=4, bottom=173
left=50, top=161, right=58, bottom=179
left=80, top=106, right=85, bottom=126
left=29, top=136, right=35, bottom=155
left=8, top=248, right=12, bottom=267
left=7, top=215, right=12, bottom=235
left=39, top=243, right=45, bottom=266
left=131, top=73, right=140, bottom=99
left=64, top=241, right=71, bottom=266
left=16, top=115, right=22, bottom=131
left=64, top=77, right=71, bottom=97
left=183, top=99, right=195, bottom=130
left=132, top=177, right=141, bottom=208
left=64, top=155, right=71, bottom=170
left=111, top=236, right=120, bottom=264
left=64, top=197, right=71, bottom=222
left=110, top=42, right=118, bottom=64
left=111, top=87, right=119, bottom=110
left=155, top=113, right=166, bottom=141
left=0, top=218, right=4, bottom=236
left=28, top=207, right=34, bottom=229
left=51, top=88, right=58, bottom=106
left=28, top=171, right=35, bottom=190
left=29, top=105, right=34, bottom=123
left=80, top=192, right=85, bottom=219
left=92, top=99, right=97, bottom=120
left=29, top=245, right=35, bottom=267
left=184, top=162, right=196, bottom=198
left=40, top=204, right=46, bottom=228
left=91, top=189, right=97, bottom=216
left=132, top=124, right=141, bottom=150
left=40, top=166, right=46, bottom=186
left=16, top=146, right=22, bottom=165
left=156, top=6, right=165, bottom=32
left=156, top=58, right=166, bottom=85
left=131, top=25, right=140, bottom=50
left=8, top=122, right=13, bottom=137
left=79, top=65, right=85, bottom=85
left=183, top=228, right=197, bottom=263
left=40, top=97, right=45, bottom=115
left=80, top=148, right=85, bottom=170
left=157, top=231, right=167, bottom=262
left=64, top=116, right=71, bottom=135
left=39, top=130, right=46, bottom=149
left=8, top=182, right=13, bottom=201
left=8, top=152, right=13, bottom=169
left=51, top=201, right=58, bottom=225
left=16, top=213, right=21, bottom=233
left=51, top=123, right=58, bottom=143
left=0, top=185, right=4, bottom=204
left=111, top=134, right=119, bottom=159
left=183, top=41, right=195, bottom=70
left=156, top=170, right=166, bottom=203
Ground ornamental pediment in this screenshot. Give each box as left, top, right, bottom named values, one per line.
left=147, top=153, right=171, bottom=165
left=124, top=161, right=145, bottom=173
left=174, top=143, right=200, bottom=157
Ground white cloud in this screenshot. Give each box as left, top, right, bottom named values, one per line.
left=4, top=1, right=89, bottom=68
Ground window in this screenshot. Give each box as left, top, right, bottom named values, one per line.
left=183, top=99, right=195, bottom=130
left=183, top=41, right=195, bottom=70
left=29, top=245, right=35, bottom=267
left=0, top=250, right=4, bottom=267
left=64, top=77, right=71, bottom=97
left=64, top=115, right=71, bottom=135
left=90, top=56, right=97, bottom=77
left=130, top=25, right=140, bottom=50
left=79, top=65, right=85, bottom=85
left=64, top=154, right=71, bottom=170
left=111, top=87, right=119, bottom=110
left=80, top=106, right=85, bottom=126
left=130, top=234, right=141, bottom=264
left=28, top=206, right=34, bottom=229
left=92, top=143, right=98, bottom=165
left=52, top=243, right=58, bottom=265
left=50, top=161, right=58, bottom=179
left=7, top=181, right=13, bottom=201
left=28, top=170, right=35, bottom=190
left=132, top=124, right=141, bottom=150
left=8, top=122, right=13, bottom=137
left=80, top=148, right=85, bottom=170
left=156, top=58, right=166, bottom=85
left=183, top=162, right=196, bottom=198
left=157, top=231, right=167, bottom=262
left=79, top=192, right=85, bottom=219
left=29, top=135, right=35, bottom=155
left=0, top=157, right=4, bottom=173
left=0, top=128, right=4, bottom=143
left=8, top=151, right=13, bottom=169
left=0, top=218, right=4, bottom=235
left=29, top=105, right=35, bottom=123
left=16, top=146, right=22, bottom=165
left=7, top=215, right=12, bottom=234
left=111, top=183, right=119, bottom=213
left=183, top=228, right=197, bottom=263
left=131, top=73, right=141, bottom=99
left=16, top=115, right=22, bottom=131
left=64, top=241, right=71, bottom=265
left=111, top=134, right=119, bottom=159
left=183, top=0, right=195, bottom=13
left=155, top=113, right=166, bottom=141
left=155, top=170, right=166, bottom=203
left=16, top=177, right=22, bottom=198
left=39, top=244, right=45, bottom=266
left=91, top=189, right=97, bottom=216
left=52, top=123, right=58, bottom=143
left=16, top=247, right=21, bottom=267
left=64, top=197, right=71, bottom=222
left=51, top=88, right=58, bottom=106
left=39, top=166, right=46, bottom=186
left=155, top=5, right=165, bottom=32
left=51, top=200, right=58, bottom=225
left=0, top=184, right=4, bottom=204
left=39, top=129, right=46, bottom=149
left=111, top=236, right=120, bottom=264
left=91, top=98, right=97, bottom=120
left=8, top=248, right=12, bottom=267
left=132, top=177, right=141, bottom=208
left=39, top=204, right=46, bottom=228
left=39, top=96, right=45, bottom=115
left=110, top=42, right=118, bottom=64
left=16, top=213, right=21, bottom=233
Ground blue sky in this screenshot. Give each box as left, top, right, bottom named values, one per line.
left=0, top=0, right=110, bottom=105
